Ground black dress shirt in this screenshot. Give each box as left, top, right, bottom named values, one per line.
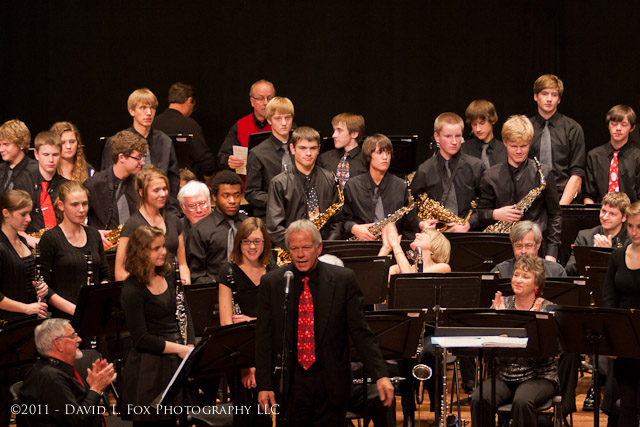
left=218, top=113, right=270, bottom=171
left=84, top=167, right=138, bottom=229
left=19, top=357, right=104, bottom=427
left=343, top=171, right=420, bottom=240
left=0, top=154, right=37, bottom=194
left=411, top=151, right=485, bottom=229
left=584, top=141, right=640, bottom=203
left=101, top=126, right=181, bottom=212
left=460, top=136, right=507, bottom=167
left=153, top=107, right=217, bottom=179
left=477, top=158, right=563, bottom=258
left=245, top=134, right=293, bottom=218
left=564, top=225, right=628, bottom=275
left=186, top=209, right=247, bottom=283
left=317, top=145, right=367, bottom=179
left=14, top=169, right=67, bottom=233
left=266, top=166, right=341, bottom=248
left=529, top=112, right=586, bottom=194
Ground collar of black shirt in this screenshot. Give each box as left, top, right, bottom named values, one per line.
left=606, top=140, right=632, bottom=156
left=507, top=157, right=529, bottom=177
left=436, top=150, right=461, bottom=169
left=212, top=208, right=241, bottom=227
left=268, top=134, right=290, bottom=152
left=294, top=164, right=317, bottom=182
left=365, top=170, right=390, bottom=192
left=345, top=144, right=362, bottom=159
left=292, top=263, right=321, bottom=295
left=253, top=113, right=268, bottom=129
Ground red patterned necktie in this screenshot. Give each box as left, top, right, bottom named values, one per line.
left=40, top=181, right=56, bottom=229
left=297, top=277, right=315, bottom=370
left=608, top=150, right=620, bottom=193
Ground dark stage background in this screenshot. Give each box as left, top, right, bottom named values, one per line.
left=2, top=1, right=639, bottom=170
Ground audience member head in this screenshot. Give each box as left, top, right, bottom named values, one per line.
left=125, top=225, right=169, bottom=282
left=0, top=119, right=30, bottom=165
left=35, top=318, right=82, bottom=365
left=135, top=166, right=169, bottom=210
left=178, top=180, right=211, bottom=225
left=211, top=171, right=242, bottom=218
left=332, top=113, right=365, bottom=148
left=285, top=220, right=322, bottom=273
left=229, top=217, right=272, bottom=266
left=509, top=221, right=542, bottom=259
left=250, top=79, right=276, bottom=121
left=465, top=100, right=497, bottom=143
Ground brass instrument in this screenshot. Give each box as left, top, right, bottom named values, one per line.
left=225, top=266, right=242, bottom=315
left=483, top=157, right=546, bottom=233
left=348, top=189, right=415, bottom=241
left=174, top=260, right=188, bottom=345
left=416, top=193, right=476, bottom=231
left=104, top=224, right=124, bottom=249
left=277, top=185, right=345, bottom=266
left=412, top=363, right=433, bottom=405
left=29, top=228, right=48, bottom=239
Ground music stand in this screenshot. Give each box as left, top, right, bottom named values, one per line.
left=322, top=240, right=383, bottom=258
left=573, top=245, right=613, bottom=276
left=0, top=316, right=42, bottom=374
left=443, top=232, right=513, bottom=272
left=388, top=274, right=483, bottom=311
left=341, top=256, right=390, bottom=305
left=248, top=131, right=274, bottom=150
left=387, top=135, right=419, bottom=176
left=585, top=266, right=609, bottom=307
left=167, top=133, right=193, bottom=169
left=553, top=306, right=640, bottom=427
left=184, top=282, right=219, bottom=335
left=559, top=204, right=601, bottom=265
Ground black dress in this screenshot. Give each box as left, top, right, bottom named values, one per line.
left=0, top=231, right=36, bottom=320
left=39, top=225, right=112, bottom=319
left=120, top=271, right=194, bottom=422
left=121, top=210, right=183, bottom=257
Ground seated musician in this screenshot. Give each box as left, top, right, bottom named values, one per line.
left=565, top=191, right=629, bottom=275
left=342, top=134, right=420, bottom=241
left=477, top=115, right=562, bottom=262
left=411, top=112, right=485, bottom=232
left=177, top=179, right=211, bottom=249
left=460, top=100, right=507, bottom=168
left=266, top=126, right=341, bottom=248
left=84, top=130, right=148, bottom=249
left=471, top=254, right=558, bottom=427
left=492, top=221, right=566, bottom=278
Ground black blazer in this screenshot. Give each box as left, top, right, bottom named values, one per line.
left=255, top=262, right=388, bottom=406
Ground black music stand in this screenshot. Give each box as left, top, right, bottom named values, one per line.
left=184, top=282, right=219, bottom=335
left=168, top=133, right=192, bottom=168
left=388, top=273, right=483, bottom=311
left=0, top=316, right=42, bottom=374
left=553, top=306, right=640, bottom=427
left=443, top=232, right=513, bottom=272
left=387, top=135, right=419, bottom=177
left=573, top=245, right=613, bottom=275
left=342, top=256, right=390, bottom=305
left=322, top=240, right=383, bottom=258
left=560, top=204, right=601, bottom=265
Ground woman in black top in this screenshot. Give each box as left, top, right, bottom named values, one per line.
left=120, top=225, right=194, bottom=425
left=40, top=181, right=112, bottom=318
left=115, top=166, right=189, bottom=284
left=218, top=217, right=273, bottom=427
left=0, top=189, right=48, bottom=319
left=50, top=121, right=94, bottom=183
left=603, top=201, right=640, bottom=427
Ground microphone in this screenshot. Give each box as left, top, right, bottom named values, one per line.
left=416, top=247, right=424, bottom=273
left=284, top=271, right=294, bottom=296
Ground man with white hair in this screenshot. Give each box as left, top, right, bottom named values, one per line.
left=18, top=318, right=116, bottom=426
left=178, top=179, right=212, bottom=247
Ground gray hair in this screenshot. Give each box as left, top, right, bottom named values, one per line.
left=284, top=220, right=322, bottom=249
left=177, top=180, right=210, bottom=205
left=34, top=318, right=70, bottom=355
left=509, top=221, right=542, bottom=244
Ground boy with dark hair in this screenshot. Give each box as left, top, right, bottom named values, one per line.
left=266, top=127, right=341, bottom=248
left=0, top=119, right=37, bottom=193
left=84, top=130, right=148, bottom=245
left=318, top=112, right=367, bottom=189
left=529, top=74, right=586, bottom=204
left=187, top=171, right=246, bottom=283
left=460, top=99, right=507, bottom=168
left=411, top=112, right=485, bottom=232
left=15, top=131, right=67, bottom=234
left=584, top=105, right=640, bottom=203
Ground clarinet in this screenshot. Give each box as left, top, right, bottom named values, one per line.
left=34, top=244, right=45, bottom=303
left=226, top=266, right=242, bottom=315
left=174, top=260, right=188, bottom=345
left=85, top=253, right=94, bottom=286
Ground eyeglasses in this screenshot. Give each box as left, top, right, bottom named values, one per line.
left=251, top=95, right=274, bottom=103
left=513, top=243, right=536, bottom=251
left=56, top=332, right=79, bottom=340
left=126, top=154, right=144, bottom=163
left=184, top=200, right=209, bottom=212
left=241, top=239, right=264, bottom=246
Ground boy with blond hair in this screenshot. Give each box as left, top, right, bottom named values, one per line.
left=0, top=119, right=37, bottom=193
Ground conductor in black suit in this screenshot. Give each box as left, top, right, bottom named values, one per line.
left=256, top=219, right=394, bottom=425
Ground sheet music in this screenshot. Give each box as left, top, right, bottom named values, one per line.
left=151, top=347, right=194, bottom=407
left=233, top=146, right=248, bottom=175
left=431, top=336, right=528, bottom=348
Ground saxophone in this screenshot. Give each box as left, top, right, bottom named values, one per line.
left=174, top=260, right=188, bottom=345
left=483, top=157, right=546, bottom=233
left=348, top=189, right=415, bottom=241
left=277, top=184, right=345, bottom=266
left=416, top=193, right=476, bottom=231
left=29, top=228, right=48, bottom=239
left=104, top=224, right=123, bottom=250
left=226, top=266, right=242, bottom=315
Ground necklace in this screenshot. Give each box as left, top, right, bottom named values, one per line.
left=515, top=296, right=536, bottom=311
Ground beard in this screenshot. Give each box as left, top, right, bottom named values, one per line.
left=75, top=348, right=83, bottom=359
